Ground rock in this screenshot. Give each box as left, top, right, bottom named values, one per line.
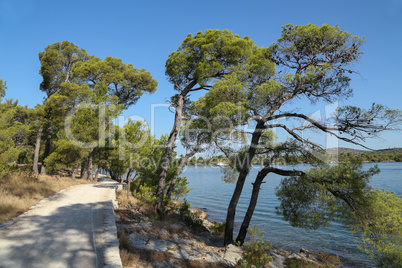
left=128, top=233, right=148, bottom=249
left=317, top=251, right=341, bottom=265
left=148, top=238, right=177, bottom=251
left=139, top=221, right=152, bottom=230
left=160, top=228, right=169, bottom=236
left=194, top=235, right=210, bottom=245
left=152, top=261, right=171, bottom=268
left=202, top=250, right=226, bottom=263
left=129, top=233, right=177, bottom=251
left=172, top=239, right=193, bottom=246
left=127, top=223, right=141, bottom=230
left=139, top=229, right=148, bottom=237
left=169, top=260, right=183, bottom=268
left=268, top=251, right=287, bottom=268
left=170, top=223, right=185, bottom=230
left=167, top=242, right=228, bottom=265
left=169, top=244, right=202, bottom=260
left=223, top=244, right=243, bottom=265
left=182, top=231, right=190, bottom=238
left=226, top=244, right=242, bottom=254
left=191, top=208, right=209, bottom=220
left=299, top=248, right=315, bottom=257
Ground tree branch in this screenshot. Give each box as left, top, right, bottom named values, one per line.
left=265, top=123, right=324, bottom=149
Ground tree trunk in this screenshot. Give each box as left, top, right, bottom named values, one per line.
left=43, top=121, right=53, bottom=161
left=224, top=121, right=265, bottom=246
left=71, top=164, right=78, bottom=181
left=236, top=169, right=269, bottom=245
left=155, top=93, right=185, bottom=215
left=88, top=154, right=93, bottom=182
left=235, top=166, right=305, bottom=245
left=122, top=168, right=130, bottom=184
left=94, top=167, right=100, bottom=182
left=166, top=145, right=199, bottom=201
left=126, top=169, right=134, bottom=200
left=81, top=159, right=89, bottom=180
left=33, top=125, right=43, bottom=175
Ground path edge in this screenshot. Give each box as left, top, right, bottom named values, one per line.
left=102, top=186, right=123, bottom=268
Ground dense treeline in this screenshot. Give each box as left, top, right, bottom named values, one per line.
left=184, top=150, right=402, bottom=166
left=338, top=152, right=402, bottom=163
left=285, top=151, right=402, bottom=164
left=0, top=41, right=190, bottom=200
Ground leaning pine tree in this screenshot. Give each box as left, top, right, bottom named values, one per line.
left=186, top=24, right=402, bottom=249
left=155, top=30, right=256, bottom=215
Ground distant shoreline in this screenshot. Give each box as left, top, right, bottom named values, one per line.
left=186, top=160, right=402, bottom=167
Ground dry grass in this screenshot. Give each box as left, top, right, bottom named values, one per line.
left=119, top=249, right=153, bottom=268
left=117, top=229, right=131, bottom=250
left=117, top=229, right=154, bottom=268
left=116, top=190, right=156, bottom=216
left=0, top=171, right=89, bottom=224
left=116, top=190, right=139, bottom=207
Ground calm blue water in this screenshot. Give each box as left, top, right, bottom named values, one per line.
left=182, top=162, right=402, bottom=267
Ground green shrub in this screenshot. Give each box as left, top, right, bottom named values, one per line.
left=237, top=225, right=273, bottom=268
left=179, top=199, right=204, bottom=230
left=356, top=189, right=402, bottom=267
left=0, top=164, right=18, bottom=177
left=286, top=258, right=315, bottom=268
left=171, top=176, right=192, bottom=199
left=210, top=220, right=226, bottom=236
left=133, top=184, right=158, bottom=204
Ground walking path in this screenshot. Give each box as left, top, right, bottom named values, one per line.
left=0, top=176, right=122, bottom=268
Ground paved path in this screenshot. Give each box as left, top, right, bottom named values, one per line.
left=0, top=176, right=122, bottom=268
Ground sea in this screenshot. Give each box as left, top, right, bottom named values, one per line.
left=182, top=162, right=402, bottom=267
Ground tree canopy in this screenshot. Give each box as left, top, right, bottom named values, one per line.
left=175, top=24, right=401, bottom=249
left=155, top=29, right=257, bottom=215
left=39, top=41, right=90, bottom=96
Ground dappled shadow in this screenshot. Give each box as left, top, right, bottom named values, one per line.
left=0, top=201, right=110, bottom=268
left=94, top=184, right=119, bottom=189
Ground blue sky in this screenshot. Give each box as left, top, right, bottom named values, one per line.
left=0, top=0, right=401, bottom=154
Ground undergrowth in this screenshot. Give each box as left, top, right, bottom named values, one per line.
left=179, top=199, right=204, bottom=231
left=210, top=220, right=226, bottom=236
left=237, top=225, right=273, bottom=268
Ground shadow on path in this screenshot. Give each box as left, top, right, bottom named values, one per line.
left=0, top=191, right=112, bottom=268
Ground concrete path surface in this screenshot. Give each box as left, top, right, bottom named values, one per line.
left=0, top=176, right=122, bottom=268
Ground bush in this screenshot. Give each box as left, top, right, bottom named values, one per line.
left=237, top=225, right=273, bottom=268
left=179, top=199, right=204, bottom=230
left=356, top=189, right=402, bottom=267
left=0, top=164, right=18, bottom=177
left=285, top=258, right=315, bottom=268
left=133, top=184, right=158, bottom=204
left=170, top=176, right=192, bottom=199
left=210, top=220, right=226, bottom=236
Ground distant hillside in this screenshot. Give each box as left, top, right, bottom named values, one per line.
left=325, top=147, right=402, bottom=156
left=372, top=148, right=402, bottom=154
left=325, top=147, right=367, bottom=155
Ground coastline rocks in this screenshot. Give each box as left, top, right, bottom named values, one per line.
left=224, top=244, right=243, bottom=264
left=128, top=230, right=241, bottom=266
left=129, top=233, right=177, bottom=251
left=116, top=201, right=342, bottom=268
left=117, top=204, right=241, bottom=267
left=268, top=248, right=342, bottom=267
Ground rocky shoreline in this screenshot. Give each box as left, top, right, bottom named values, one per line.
left=114, top=195, right=345, bottom=267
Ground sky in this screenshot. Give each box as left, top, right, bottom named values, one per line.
left=0, top=0, right=401, bottom=155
